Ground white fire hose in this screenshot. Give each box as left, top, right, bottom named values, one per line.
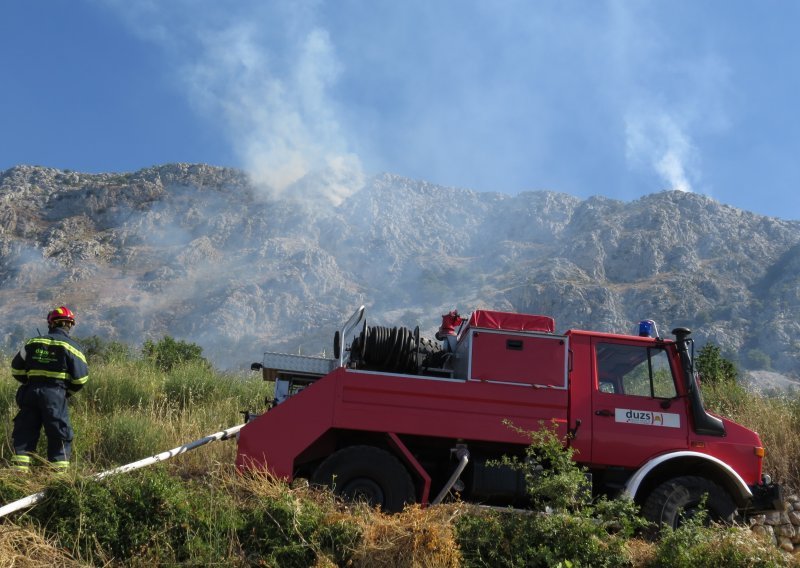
left=0, top=423, right=245, bottom=519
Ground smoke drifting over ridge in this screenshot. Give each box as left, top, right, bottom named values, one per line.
left=94, top=0, right=745, bottom=207
left=625, top=110, right=695, bottom=193
left=102, top=0, right=365, bottom=205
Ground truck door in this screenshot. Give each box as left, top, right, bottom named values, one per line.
left=590, top=339, right=688, bottom=468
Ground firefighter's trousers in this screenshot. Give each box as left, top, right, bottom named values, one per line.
left=12, top=382, right=74, bottom=465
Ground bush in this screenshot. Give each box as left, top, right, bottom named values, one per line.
left=696, top=343, right=738, bottom=386
left=33, top=476, right=122, bottom=562
left=456, top=421, right=646, bottom=567
left=493, top=419, right=590, bottom=512
left=31, top=467, right=243, bottom=565
left=143, top=336, right=208, bottom=372
left=456, top=508, right=636, bottom=567
left=747, top=349, right=773, bottom=371
left=239, top=489, right=361, bottom=567
left=76, top=335, right=133, bottom=365
left=651, top=509, right=789, bottom=567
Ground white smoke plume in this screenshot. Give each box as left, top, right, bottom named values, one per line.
left=610, top=1, right=731, bottom=195
left=99, top=0, right=364, bottom=205
left=625, top=109, right=695, bottom=193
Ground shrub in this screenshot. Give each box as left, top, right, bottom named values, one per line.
left=0, top=470, right=36, bottom=504
left=696, top=342, right=738, bottom=386
left=493, top=419, right=590, bottom=512
left=33, top=476, right=121, bottom=562
left=143, top=336, right=208, bottom=372
left=456, top=420, right=646, bottom=567
left=239, top=489, right=361, bottom=567
left=76, top=335, right=133, bottom=365
left=651, top=509, right=789, bottom=567
left=746, top=349, right=772, bottom=370
left=31, top=467, right=244, bottom=565
left=455, top=508, right=636, bottom=568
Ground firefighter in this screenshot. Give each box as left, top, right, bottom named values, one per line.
left=435, top=310, right=463, bottom=352
left=9, top=306, right=89, bottom=473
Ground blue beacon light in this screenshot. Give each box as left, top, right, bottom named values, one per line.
left=638, top=320, right=658, bottom=338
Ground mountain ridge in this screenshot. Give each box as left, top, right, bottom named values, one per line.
left=1, top=163, right=798, bottom=380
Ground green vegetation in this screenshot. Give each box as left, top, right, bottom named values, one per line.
left=142, top=335, right=208, bottom=371
left=651, top=507, right=787, bottom=568
left=463, top=420, right=648, bottom=567
left=77, top=335, right=133, bottom=365
left=747, top=348, right=773, bottom=371
left=697, top=342, right=739, bottom=386
left=0, top=339, right=796, bottom=566
left=493, top=420, right=594, bottom=512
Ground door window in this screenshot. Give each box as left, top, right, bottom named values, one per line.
left=596, top=343, right=677, bottom=399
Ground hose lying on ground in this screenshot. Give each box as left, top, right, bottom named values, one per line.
left=0, top=423, right=245, bottom=518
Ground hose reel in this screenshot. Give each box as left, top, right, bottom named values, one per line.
left=342, top=323, right=440, bottom=374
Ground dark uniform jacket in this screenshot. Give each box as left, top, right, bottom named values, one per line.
left=11, top=327, right=89, bottom=393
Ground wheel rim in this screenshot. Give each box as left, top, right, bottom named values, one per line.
left=341, top=477, right=385, bottom=506
left=674, top=500, right=704, bottom=527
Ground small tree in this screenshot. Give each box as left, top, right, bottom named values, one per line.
left=78, top=335, right=133, bottom=365
left=142, top=336, right=207, bottom=372
left=746, top=349, right=772, bottom=371
left=696, top=343, right=738, bottom=386
left=495, top=419, right=590, bottom=512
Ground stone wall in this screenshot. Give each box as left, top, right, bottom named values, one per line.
left=749, top=494, right=800, bottom=553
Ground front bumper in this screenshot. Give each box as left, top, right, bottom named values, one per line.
left=748, top=480, right=784, bottom=513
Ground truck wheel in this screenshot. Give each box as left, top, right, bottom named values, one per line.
left=642, top=475, right=736, bottom=529
left=311, top=445, right=416, bottom=513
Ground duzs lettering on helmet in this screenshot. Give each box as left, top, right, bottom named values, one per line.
left=615, top=408, right=680, bottom=428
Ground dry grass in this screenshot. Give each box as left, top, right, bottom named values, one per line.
left=0, top=523, right=88, bottom=568
left=350, top=504, right=463, bottom=568
left=705, top=383, right=800, bottom=489
left=627, top=537, right=658, bottom=567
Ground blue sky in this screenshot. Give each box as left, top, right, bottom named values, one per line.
left=2, top=1, right=799, bottom=220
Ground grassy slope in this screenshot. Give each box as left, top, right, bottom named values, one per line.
left=0, top=356, right=796, bottom=567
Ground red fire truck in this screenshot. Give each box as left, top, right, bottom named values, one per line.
left=239, top=307, right=782, bottom=526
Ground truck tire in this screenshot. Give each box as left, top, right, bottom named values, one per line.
left=311, top=445, right=416, bottom=513
left=642, top=475, right=736, bottom=529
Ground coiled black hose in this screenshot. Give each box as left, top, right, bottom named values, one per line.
left=351, top=325, right=441, bottom=374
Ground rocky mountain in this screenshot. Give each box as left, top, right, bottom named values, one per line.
left=1, top=163, right=798, bottom=380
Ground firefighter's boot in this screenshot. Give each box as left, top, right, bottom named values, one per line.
left=49, top=460, right=69, bottom=475
left=10, top=453, right=31, bottom=473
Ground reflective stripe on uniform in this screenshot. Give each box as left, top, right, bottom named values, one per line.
left=26, top=370, right=70, bottom=381
left=50, top=460, right=69, bottom=470
left=70, top=374, right=89, bottom=385
left=11, top=346, right=27, bottom=377
left=26, top=338, right=87, bottom=363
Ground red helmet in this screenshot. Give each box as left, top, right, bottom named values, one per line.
left=47, top=306, right=76, bottom=327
